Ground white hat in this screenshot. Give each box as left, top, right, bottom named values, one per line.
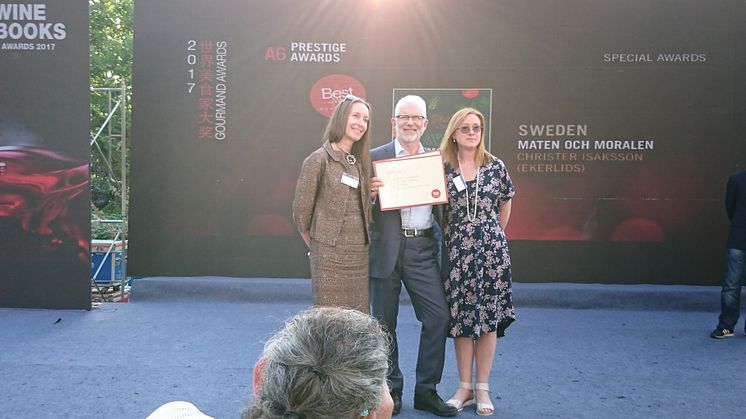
left=146, top=401, right=214, bottom=419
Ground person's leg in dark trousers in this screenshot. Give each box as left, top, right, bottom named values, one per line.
left=717, top=248, right=746, bottom=330
left=399, top=236, right=450, bottom=395
left=370, top=267, right=404, bottom=393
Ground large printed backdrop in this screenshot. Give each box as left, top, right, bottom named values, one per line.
left=130, top=0, right=746, bottom=284
left=0, top=1, right=90, bottom=308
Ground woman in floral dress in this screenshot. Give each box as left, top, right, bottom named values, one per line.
left=439, top=108, right=515, bottom=416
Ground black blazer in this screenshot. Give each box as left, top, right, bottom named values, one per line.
left=726, top=169, right=746, bottom=250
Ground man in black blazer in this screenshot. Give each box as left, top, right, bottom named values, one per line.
left=369, top=95, right=456, bottom=416
left=711, top=169, right=746, bottom=338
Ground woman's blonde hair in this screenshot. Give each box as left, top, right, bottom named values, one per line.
left=439, top=107, right=493, bottom=168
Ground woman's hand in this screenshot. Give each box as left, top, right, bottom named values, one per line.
left=371, top=177, right=384, bottom=198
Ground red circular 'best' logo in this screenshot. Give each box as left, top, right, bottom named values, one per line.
left=310, top=74, right=367, bottom=117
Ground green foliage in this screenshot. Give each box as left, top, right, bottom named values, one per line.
left=90, top=0, right=132, bottom=88
left=92, top=219, right=121, bottom=240
left=90, top=0, right=133, bottom=237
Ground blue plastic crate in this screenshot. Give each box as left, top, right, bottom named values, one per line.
left=91, top=240, right=125, bottom=283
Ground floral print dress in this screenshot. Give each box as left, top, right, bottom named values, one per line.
left=443, top=158, right=516, bottom=339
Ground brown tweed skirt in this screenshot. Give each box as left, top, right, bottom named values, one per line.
left=309, top=240, right=369, bottom=314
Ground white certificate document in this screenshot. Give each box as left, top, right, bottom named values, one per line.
left=373, top=150, right=448, bottom=211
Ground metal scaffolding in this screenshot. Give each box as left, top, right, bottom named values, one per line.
left=90, top=81, right=128, bottom=301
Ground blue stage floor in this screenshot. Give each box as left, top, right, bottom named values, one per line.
left=1, top=278, right=744, bottom=418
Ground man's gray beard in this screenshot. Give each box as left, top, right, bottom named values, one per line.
left=396, top=131, right=421, bottom=144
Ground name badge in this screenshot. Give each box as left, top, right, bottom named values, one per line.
left=341, top=172, right=360, bottom=189
left=453, top=175, right=466, bottom=192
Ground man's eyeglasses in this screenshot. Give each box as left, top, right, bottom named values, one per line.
left=457, top=125, right=482, bottom=134
left=395, top=115, right=426, bottom=122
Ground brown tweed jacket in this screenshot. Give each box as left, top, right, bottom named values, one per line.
left=292, top=140, right=371, bottom=246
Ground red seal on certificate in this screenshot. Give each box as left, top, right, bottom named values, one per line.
left=431, top=189, right=441, bottom=198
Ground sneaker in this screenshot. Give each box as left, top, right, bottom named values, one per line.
left=710, top=328, right=734, bottom=339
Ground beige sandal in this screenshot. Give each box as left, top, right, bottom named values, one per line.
left=445, top=381, right=475, bottom=411
left=475, top=382, right=494, bottom=416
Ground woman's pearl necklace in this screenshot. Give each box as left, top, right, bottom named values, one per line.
left=458, top=157, right=480, bottom=222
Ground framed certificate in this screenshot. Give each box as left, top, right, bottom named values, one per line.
left=373, top=150, right=448, bottom=211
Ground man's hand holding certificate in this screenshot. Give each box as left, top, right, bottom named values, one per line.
left=373, top=150, right=448, bottom=211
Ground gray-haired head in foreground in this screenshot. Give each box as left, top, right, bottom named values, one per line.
left=243, top=307, right=390, bottom=419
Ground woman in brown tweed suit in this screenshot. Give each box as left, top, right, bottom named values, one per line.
left=292, top=95, right=372, bottom=313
